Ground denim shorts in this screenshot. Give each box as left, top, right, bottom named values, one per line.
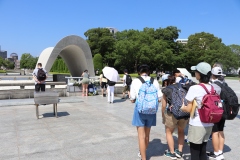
left=132, top=107, right=156, bottom=128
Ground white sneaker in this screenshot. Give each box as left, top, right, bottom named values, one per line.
left=217, top=153, right=224, bottom=160
left=138, top=151, right=141, bottom=158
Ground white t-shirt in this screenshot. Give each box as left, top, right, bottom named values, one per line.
left=123, top=74, right=127, bottom=86
left=185, top=83, right=221, bottom=127
left=130, top=75, right=162, bottom=100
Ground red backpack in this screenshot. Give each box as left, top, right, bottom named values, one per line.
left=198, top=84, right=224, bottom=123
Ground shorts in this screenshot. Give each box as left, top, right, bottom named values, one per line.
left=164, top=112, right=188, bottom=129
left=188, top=125, right=213, bottom=144
left=212, top=118, right=225, bottom=132
left=123, top=86, right=130, bottom=92
left=132, top=107, right=156, bottom=128
left=101, top=82, right=107, bottom=89
left=82, top=78, right=90, bottom=84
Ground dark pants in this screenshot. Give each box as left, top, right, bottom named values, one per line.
left=190, top=142, right=207, bottom=160
left=35, top=84, right=46, bottom=92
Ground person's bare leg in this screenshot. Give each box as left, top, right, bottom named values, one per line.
left=212, top=132, right=219, bottom=152
left=178, top=127, right=185, bottom=152
left=166, top=127, right=175, bottom=153
left=137, top=127, right=147, bottom=160
left=85, top=84, right=88, bottom=96
left=82, top=84, right=85, bottom=96
left=144, top=127, right=151, bottom=149
left=219, top=131, right=225, bottom=152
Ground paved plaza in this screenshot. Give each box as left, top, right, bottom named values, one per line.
left=0, top=79, right=240, bottom=160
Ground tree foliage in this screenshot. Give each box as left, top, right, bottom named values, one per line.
left=85, top=28, right=239, bottom=73
left=20, top=53, right=38, bottom=69
left=50, top=56, right=69, bottom=73
left=93, top=53, right=103, bottom=71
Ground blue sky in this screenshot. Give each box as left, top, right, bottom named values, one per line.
left=0, top=0, right=240, bottom=58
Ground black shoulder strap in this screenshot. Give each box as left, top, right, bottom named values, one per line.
left=150, top=77, right=154, bottom=84
left=138, top=76, right=145, bottom=83
left=213, top=81, right=227, bottom=88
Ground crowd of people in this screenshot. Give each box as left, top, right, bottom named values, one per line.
left=128, top=62, right=232, bottom=160
left=32, top=62, right=235, bottom=160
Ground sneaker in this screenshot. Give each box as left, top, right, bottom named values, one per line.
left=138, top=151, right=141, bottom=158
left=207, top=152, right=224, bottom=160
left=175, top=149, right=183, bottom=158
left=164, top=151, right=177, bottom=159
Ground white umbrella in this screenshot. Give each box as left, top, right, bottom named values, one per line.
left=102, top=67, right=120, bottom=82
left=177, top=68, right=193, bottom=80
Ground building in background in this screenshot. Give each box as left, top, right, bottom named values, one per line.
left=0, top=50, right=7, bottom=59
left=176, top=39, right=188, bottom=45
left=106, top=27, right=118, bottom=34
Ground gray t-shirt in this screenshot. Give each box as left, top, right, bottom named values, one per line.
left=32, top=68, right=48, bottom=84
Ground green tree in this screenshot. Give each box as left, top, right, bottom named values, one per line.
left=20, top=53, right=35, bottom=69
left=84, top=28, right=116, bottom=66
left=93, top=53, right=103, bottom=71
left=184, top=32, right=238, bottom=71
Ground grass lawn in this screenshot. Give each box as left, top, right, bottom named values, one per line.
left=225, top=77, right=239, bottom=80
left=0, top=70, right=6, bottom=73
left=49, top=72, right=71, bottom=75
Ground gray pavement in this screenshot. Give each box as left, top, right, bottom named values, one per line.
left=0, top=79, right=240, bottom=160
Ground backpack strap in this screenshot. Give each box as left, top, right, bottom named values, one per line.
left=214, top=81, right=224, bottom=88
left=150, top=77, right=154, bottom=84
left=138, top=76, right=154, bottom=84
left=138, top=76, right=145, bottom=84
left=199, top=83, right=214, bottom=95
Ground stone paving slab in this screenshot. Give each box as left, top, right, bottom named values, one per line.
left=0, top=79, right=240, bottom=159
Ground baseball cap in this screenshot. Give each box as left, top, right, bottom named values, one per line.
left=211, top=67, right=226, bottom=76
left=191, top=62, right=211, bottom=75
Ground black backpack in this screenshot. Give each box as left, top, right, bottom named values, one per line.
left=214, top=81, right=240, bottom=120
left=37, top=68, right=46, bottom=81
left=126, top=75, right=132, bottom=86
left=166, top=83, right=190, bottom=120
left=108, top=80, right=116, bottom=86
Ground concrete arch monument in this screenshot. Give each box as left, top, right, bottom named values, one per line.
left=37, top=35, right=95, bottom=77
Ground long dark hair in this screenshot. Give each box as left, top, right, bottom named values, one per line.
left=167, top=75, right=176, bottom=86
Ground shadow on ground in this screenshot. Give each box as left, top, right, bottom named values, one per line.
left=42, top=112, right=70, bottom=118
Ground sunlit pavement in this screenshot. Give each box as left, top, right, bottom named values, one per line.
left=0, top=78, right=239, bottom=159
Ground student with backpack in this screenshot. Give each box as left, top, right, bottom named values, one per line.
left=161, top=75, right=189, bottom=159
left=32, top=63, right=48, bottom=92
left=122, top=69, right=132, bottom=99
left=207, top=66, right=239, bottom=160
left=181, top=62, right=222, bottom=160
left=130, top=64, right=162, bottom=160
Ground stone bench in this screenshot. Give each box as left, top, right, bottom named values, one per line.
left=34, top=91, right=59, bottom=119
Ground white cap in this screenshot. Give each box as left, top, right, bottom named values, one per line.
left=191, top=62, right=211, bottom=75
left=211, top=67, right=226, bottom=76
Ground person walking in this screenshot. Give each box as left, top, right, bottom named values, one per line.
left=130, top=64, right=162, bottom=160
left=182, top=62, right=221, bottom=160
left=32, top=63, right=47, bottom=92
left=207, top=66, right=226, bottom=160
left=81, top=70, right=90, bottom=96
left=99, top=73, right=108, bottom=96
left=107, top=79, right=116, bottom=103
left=122, top=69, right=131, bottom=99
left=161, top=75, right=188, bottom=159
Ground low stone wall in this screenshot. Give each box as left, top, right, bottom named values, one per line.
left=0, top=88, right=66, bottom=100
